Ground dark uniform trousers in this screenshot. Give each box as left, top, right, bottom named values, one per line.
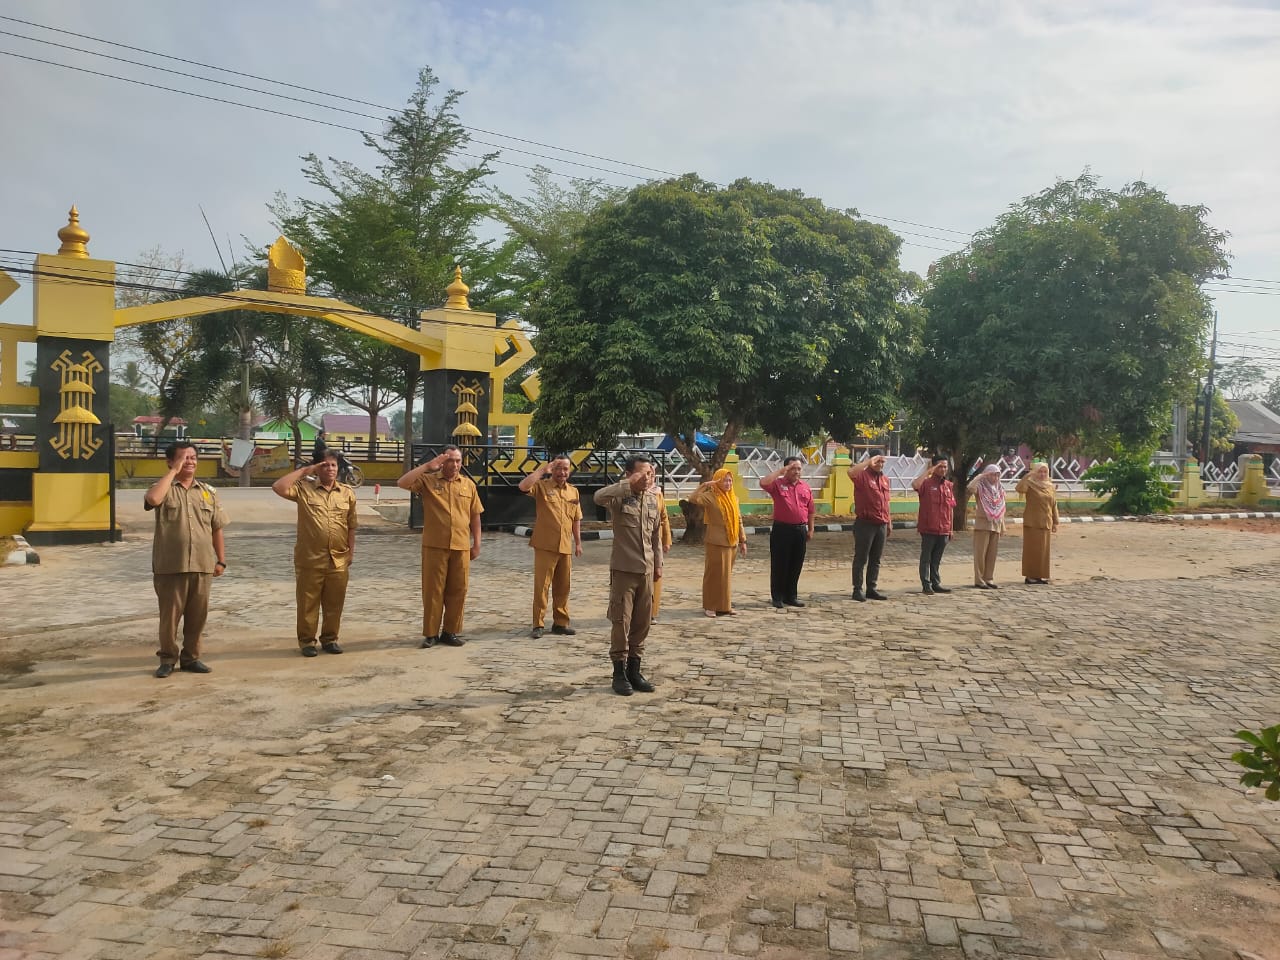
left=769, top=522, right=808, bottom=603
left=852, top=519, right=888, bottom=591
left=422, top=547, right=469, bottom=638
left=296, top=562, right=349, bottom=647
left=154, top=572, right=212, bottom=665
left=608, top=571, right=653, bottom=662
left=532, top=548, right=572, bottom=629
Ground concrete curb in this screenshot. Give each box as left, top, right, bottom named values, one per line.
left=3, top=534, right=40, bottom=565
left=511, top=512, right=1280, bottom=541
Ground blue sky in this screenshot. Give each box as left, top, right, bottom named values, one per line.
left=1, top=0, right=1277, bottom=378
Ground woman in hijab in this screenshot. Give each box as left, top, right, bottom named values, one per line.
left=1015, top=461, right=1059, bottom=584
left=966, top=463, right=1006, bottom=589
left=690, top=468, right=748, bottom=617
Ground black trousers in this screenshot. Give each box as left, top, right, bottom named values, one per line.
left=852, top=520, right=888, bottom=591
left=769, top=523, right=808, bottom=602
left=919, top=533, right=949, bottom=586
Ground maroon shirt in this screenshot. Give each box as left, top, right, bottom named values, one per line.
left=916, top=475, right=956, bottom=536
left=761, top=477, right=814, bottom=525
left=852, top=468, right=891, bottom=525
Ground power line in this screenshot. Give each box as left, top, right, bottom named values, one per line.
left=0, top=14, right=979, bottom=252
left=0, top=13, right=680, bottom=179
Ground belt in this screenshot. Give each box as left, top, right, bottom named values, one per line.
left=773, top=521, right=809, bottom=527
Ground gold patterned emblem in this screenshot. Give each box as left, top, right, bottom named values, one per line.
left=452, top=378, right=484, bottom=448
left=51, top=349, right=103, bottom=460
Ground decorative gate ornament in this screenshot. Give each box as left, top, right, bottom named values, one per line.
left=50, top=349, right=102, bottom=461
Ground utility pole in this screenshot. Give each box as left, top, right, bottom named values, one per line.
left=1200, top=310, right=1218, bottom=465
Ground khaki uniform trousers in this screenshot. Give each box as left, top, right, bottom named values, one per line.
left=296, top=563, right=349, bottom=647
left=422, top=547, right=470, bottom=638
left=608, top=571, right=653, bottom=662
left=153, top=572, right=212, bottom=665
left=532, top=548, right=572, bottom=628
left=972, top=530, right=1001, bottom=585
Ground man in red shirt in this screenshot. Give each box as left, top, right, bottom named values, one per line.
left=847, top=451, right=892, bottom=601
left=761, top=456, right=816, bottom=609
left=913, top=455, right=957, bottom=595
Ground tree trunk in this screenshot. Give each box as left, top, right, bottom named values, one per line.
left=291, top=422, right=303, bottom=466
left=951, top=451, right=979, bottom=531
left=403, top=368, right=418, bottom=474
left=367, top=408, right=378, bottom=461
left=670, top=428, right=710, bottom=544
left=238, top=392, right=252, bottom=488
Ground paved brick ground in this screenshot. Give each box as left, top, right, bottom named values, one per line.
left=0, top=509, right=1278, bottom=959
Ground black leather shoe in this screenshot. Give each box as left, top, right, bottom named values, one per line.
left=154, top=663, right=174, bottom=678
left=784, top=598, right=805, bottom=607
left=530, top=626, right=544, bottom=639
left=611, top=660, right=633, bottom=696
left=421, top=635, right=437, bottom=649
left=180, top=660, right=212, bottom=674
left=851, top=589, right=866, bottom=602
left=867, top=589, right=889, bottom=601
left=321, top=641, right=343, bottom=654
left=301, top=645, right=319, bottom=658
left=771, top=599, right=784, bottom=609
left=439, top=632, right=466, bottom=647
left=932, top=584, right=952, bottom=594
left=922, top=584, right=934, bottom=595
left=974, top=583, right=989, bottom=590
left=987, top=582, right=999, bottom=589
left=550, top=625, right=576, bottom=636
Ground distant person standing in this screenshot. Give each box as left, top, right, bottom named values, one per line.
left=913, top=455, right=956, bottom=595
left=398, top=446, right=483, bottom=647
left=1016, top=461, right=1059, bottom=584
left=847, top=451, right=892, bottom=601
left=649, top=485, right=673, bottom=622
left=689, top=469, right=748, bottom=617
left=271, top=451, right=358, bottom=657
left=760, top=456, right=815, bottom=609
left=518, top=455, right=583, bottom=639
left=144, top=441, right=228, bottom=678
left=594, top=456, right=664, bottom=696
left=311, top=430, right=327, bottom=464
left=967, top=463, right=1006, bottom=589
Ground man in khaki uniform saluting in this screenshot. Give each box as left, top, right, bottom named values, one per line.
left=272, top=450, right=358, bottom=657
left=398, top=445, right=483, bottom=648
left=144, top=441, right=228, bottom=678
left=518, top=455, right=583, bottom=639
left=593, top=456, right=664, bottom=696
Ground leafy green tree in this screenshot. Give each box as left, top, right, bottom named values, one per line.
left=531, top=175, right=919, bottom=536
left=1189, top=389, right=1239, bottom=459
left=907, top=173, right=1229, bottom=526
left=1214, top=359, right=1267, bottom=401
left=1261, top=378, right=1280, bottom=416
left=254, top=316, right=332, bottom=463
left=493, top=166, right=626, bottom=320
left=271, top=67, right=511, bottom=462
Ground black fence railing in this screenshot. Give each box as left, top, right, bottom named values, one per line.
left=406, top=443, right=690, bottom=528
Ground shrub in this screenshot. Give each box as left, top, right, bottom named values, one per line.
left=1083, top=454, right=1174, bottom=515
left=1232, top=725, right=1280, bottom=801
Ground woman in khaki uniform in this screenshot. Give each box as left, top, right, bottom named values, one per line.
left=1015, top=461, right=1059, bottom=583
left=966, top=464, right=1006, bottom=589
left=689, top=468, right=747, bottom=617
left=650, top=488, right=674, bottom=621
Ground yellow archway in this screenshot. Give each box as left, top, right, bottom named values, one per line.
left=0, top=208, right=536, bottom=543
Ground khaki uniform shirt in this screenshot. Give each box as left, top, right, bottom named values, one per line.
left=148, top=480, right=229, bottom=575
left=528, top=478, right=582, bottom=554
left=688, top=486, right=740, bottom=547
left=594, top=480, right=664, bottom=576
left=282, top=479, right=358, bottom=569
left=414, top=473, right=484, bottom=550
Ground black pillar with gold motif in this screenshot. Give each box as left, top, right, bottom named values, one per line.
left=25, top=207, right=119, bottom=545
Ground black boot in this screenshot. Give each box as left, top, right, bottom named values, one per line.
left=611, top=659, right=633, bottom=696
left=626, top=656, right=655, bottom=693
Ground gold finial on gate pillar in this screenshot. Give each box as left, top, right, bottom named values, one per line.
left=267, top=236, right=306, bottom=294
left=445, top=264, right=471, bottom=310
left=57, top=206, right=90, bottom=258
